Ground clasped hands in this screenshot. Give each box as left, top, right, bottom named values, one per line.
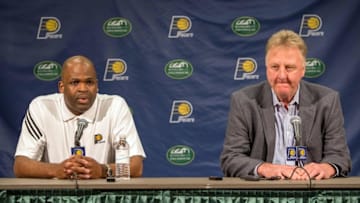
left=58, top=155, right=103, bottom=179
left=257, top=162, right=336, bottom=180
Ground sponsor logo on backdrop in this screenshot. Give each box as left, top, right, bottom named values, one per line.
left=232, top=16, right=260, bottom=37
left=305, top=58, right=326, bottom=78
left=166, top=145, right=195, bottom=165
left=37, top=17, right=62, bottom=39
left=169, top=100, right=195, bottom=123
left=299, top=14, right=324, bottom=37
left=234, top=57, right=259, bottom=80
left=103, top=58, right=129, bottom=81
left=164, top=59, right=193, bottom=79
left=168, top=16, right=194, bottom=38
left=103, top=17, right=132, bottom=38
left=33, top=60, right=62, bottom=81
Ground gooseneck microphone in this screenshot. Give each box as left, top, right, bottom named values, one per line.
left=72, top=118, right=88, bottom=187
left=74, top=119, right=88, bottom=147
left=290, top=115, right=306, bottom=167
left=290, top=115, right=302, bottom=146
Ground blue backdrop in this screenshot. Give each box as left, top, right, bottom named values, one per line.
left=1, top=0, right=359, bottom=177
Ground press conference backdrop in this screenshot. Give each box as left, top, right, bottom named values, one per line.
left=0, top=0, right=359, bottom=177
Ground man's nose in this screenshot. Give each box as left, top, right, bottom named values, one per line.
left=78, top=82, right=89, bottom=91
left=278, top=67, right=287, bottom=79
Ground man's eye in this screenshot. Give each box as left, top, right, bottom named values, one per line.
left=86, top=80, right=95, bottom=85
left=70, top=81, right=79, bottom=85
left=286, top=66, right=296, bottom=72
left=271, top=65, right=279, bottom=71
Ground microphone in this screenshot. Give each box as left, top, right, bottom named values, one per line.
left=71, top=118, right=88, bottom=186
left=290, top=115, right=306, bottom=167
left=290, top=115, right=302, bottom=146
left=74, top=119, right=88, bottom=147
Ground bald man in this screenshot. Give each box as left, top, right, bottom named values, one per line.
left=14, top=55, right=146, bottom=179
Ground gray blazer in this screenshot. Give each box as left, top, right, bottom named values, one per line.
left=220, top=80, right=351, bottom=177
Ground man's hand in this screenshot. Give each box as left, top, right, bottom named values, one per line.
left=257, top=162, right=336, bottom=180
left=61, top=155, right=82, bottom=179
left=257, top=162, right=297, bottom=179
left=14, top=155, right=73, bottom=179
left=64, top=155, right=103, bottom=179
left=300, top=162, right=335, bottom=180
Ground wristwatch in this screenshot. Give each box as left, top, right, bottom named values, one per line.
left=102, top=164, right=111, bottom=177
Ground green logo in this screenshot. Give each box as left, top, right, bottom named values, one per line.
left=232, top=16, right=260, bottom=37
left=103, top=17, right=132, bottom=38
left=305, top=58, right=326, bottom=78
left=164, top=59, right=193, bottom=79
left=166, top=145, right=195, bottom=165
left=33, top=61, right=62, bottom=81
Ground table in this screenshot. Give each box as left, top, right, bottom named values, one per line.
left=1, top=177, right=360, bottom=202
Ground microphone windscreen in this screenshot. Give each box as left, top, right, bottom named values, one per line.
left=290, top=115, right=301, bottom=124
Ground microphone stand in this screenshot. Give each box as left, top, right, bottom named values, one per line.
left=290, top=116, right=303, bottom=168
left=72, top=119, right=88, bottom=190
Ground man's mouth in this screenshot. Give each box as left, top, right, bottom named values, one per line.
left=77, top=96, right=89, bottom=104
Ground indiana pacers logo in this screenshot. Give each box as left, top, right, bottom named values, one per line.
left=37, top=17, right=62, bottom=39
left=169, top=100, right=195, bottom=123
left=94, top=134, right=105, bottom=144
left=234, top=57, right=259, bottom=80
left=71, top=146, right=85, bottom=156
left=298, top=147, right=306, bottom=159
left=103, top=58, right=129, bottom=81
left=74, top=148, right=84, bottom=155
left=287, top=147, right=297, bottom=161
left=287, top=146, right=307, bottom=161
left=299, top=14, right=324, bottom=37
left=168, top=16, right=194, bottom=38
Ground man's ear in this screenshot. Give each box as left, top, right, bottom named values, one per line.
left=58, top=81, right=64, bottom=93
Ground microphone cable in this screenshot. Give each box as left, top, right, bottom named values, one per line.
left=288, top=166, right=312, bottom=189
left=75, top=174, right=79, bottom=190
left=70, top=172, right=80, bottom=190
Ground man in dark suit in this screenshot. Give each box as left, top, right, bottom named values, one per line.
left=220, top=29, right=351, bottom=180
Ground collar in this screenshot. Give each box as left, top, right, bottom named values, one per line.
left=61, top=93, right=97, bottom=123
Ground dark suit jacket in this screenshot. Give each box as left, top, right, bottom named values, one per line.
left=220, top=80, right=351, bottom=177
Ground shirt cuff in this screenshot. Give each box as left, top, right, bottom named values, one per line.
left=328, top=162, right=340, bottom=177
left=253, top=162, right=264, bottom=177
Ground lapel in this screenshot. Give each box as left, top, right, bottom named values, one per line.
left=298, top=81, right=316, bottom=145
left=258, top=82, right=276, bottom=162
